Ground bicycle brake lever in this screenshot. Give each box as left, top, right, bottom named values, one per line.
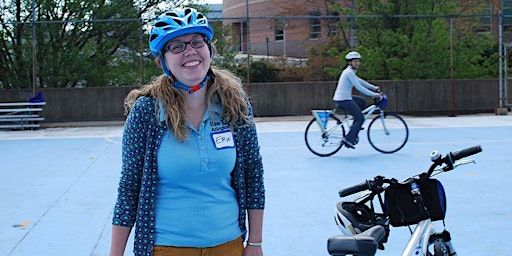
left=453, top=159, right=476, bottom=167
left=437, top=159, right=475, bottom=173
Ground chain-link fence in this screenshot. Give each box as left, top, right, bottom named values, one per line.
left=229, top=14, right=502, bottom=82
left=0, top=13, right=505, bottom=90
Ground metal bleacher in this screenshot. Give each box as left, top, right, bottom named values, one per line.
left=0, top=102, right=46, bottom=129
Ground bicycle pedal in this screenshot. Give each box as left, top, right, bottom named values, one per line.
left=344, top=143, right=355, bottom=149
left=342, top=138, right=356, bottom=149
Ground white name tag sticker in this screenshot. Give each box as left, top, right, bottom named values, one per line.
left=211, top=130, right=235, bottom=149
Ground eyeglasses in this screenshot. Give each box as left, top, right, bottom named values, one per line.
left=164, top=37, right=208, bottom=54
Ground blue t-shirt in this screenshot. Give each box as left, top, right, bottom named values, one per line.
left=155, top=103, right=241, bottom=247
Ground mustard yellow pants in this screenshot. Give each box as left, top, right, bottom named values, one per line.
left=152, top=236, right=244, bottom=256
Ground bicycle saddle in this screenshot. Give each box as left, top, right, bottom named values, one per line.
left=327, top=225, right=385, bottom=256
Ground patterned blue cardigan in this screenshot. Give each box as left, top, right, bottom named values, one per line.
left=112, top=96, right=265, bottom=256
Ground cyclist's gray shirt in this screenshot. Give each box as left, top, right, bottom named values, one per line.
left=332, top=66, right=379, bottom=101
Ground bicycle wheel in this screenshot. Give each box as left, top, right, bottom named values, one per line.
left=367, top=112, right=409, bottom=153
left=304, top=115, right=345, bottom=157
left=433, top=241, right=451, bottom=256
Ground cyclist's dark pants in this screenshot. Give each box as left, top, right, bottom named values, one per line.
left=334, top=99, right=364, bottom=144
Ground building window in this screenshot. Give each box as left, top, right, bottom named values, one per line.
left=275, top=19, right=284, bottom=41
left=309, top=11, right=321, bottom=39
left=327, top=11, right=340, bottom=36
left=327, top=22, right=337, bottom=36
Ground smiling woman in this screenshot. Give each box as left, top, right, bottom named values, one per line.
left=109, top=7, right=266, bottom=256
left=163, top=34, right=212, bottom=88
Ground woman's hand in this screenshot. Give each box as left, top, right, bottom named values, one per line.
left=243, top=244, right=263, bottom=256
left=245, top=210, right=264, bottom=256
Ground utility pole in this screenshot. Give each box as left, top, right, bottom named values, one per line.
left=349, top=0, right=356, bottom=48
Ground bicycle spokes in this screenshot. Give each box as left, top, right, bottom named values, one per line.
left=305, top=114, right=346, bottom=157
left=378, top=113, right=391, bottom=135
left=367, top=113, right=409, bottom=154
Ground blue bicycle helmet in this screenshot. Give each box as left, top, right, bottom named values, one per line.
left=149, top=7, right=214, bottom=77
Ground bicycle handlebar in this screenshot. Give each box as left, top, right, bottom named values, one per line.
left=338, top=176, right=392, bottom=197
left=451, top=145, right=482, bottom=162
left=338, top=146, right=482, bottom=198
left=339, top=181, right=369, bottom=197
left=427, top=145, right=483, bottom=175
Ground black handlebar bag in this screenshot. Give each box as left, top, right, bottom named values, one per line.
left=384, top=178, right=447, bottom=227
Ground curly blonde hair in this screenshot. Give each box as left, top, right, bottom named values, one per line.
left=124, top=67, right=251, bottom=141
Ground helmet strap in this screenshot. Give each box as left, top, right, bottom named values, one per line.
left=160, top=53, right=173, bottom=77
left=160, top=53, right=212, bottom=94
left=172, top=74, right=210, bottom=94
left=207, top=42, right=214, bottom=58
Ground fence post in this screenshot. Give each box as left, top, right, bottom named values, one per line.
left=140, top=19, right=145, bottom=86
left=245, top=0, right=251, bottom=93
left=449, top=17, right=456, bottom=117
left=31, top=0, right=37, bottom=96
left=497, top=2, right=508, bottom=114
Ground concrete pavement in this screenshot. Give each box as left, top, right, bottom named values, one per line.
left=1, top=114, right=511, bottom=256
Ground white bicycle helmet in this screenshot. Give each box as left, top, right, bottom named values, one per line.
left=335, top=201, right=390, bottom=249
left=345, top=51, right=362, bottom=61
left=335, top=201, right=378, bottom=235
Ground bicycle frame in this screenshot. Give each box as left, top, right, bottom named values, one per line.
left=402, top=219, right=434, bottom=256
left=312, top=103, right=383, bottom=134
left=339, top=104, right=380, bottom=124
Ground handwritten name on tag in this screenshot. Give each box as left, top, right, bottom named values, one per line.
left=212, top=131, right=235, bottom=149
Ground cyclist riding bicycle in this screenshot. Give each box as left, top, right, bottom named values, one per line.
left=333, top=51, right=383, bottom=149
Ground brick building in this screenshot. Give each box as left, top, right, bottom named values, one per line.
left=222, top=1, right=497, bottom=58
left=222, top=0, right=353, bottom=57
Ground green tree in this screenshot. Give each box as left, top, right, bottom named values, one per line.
left=0, top=0, right=188, bottom=89
left=210, top=23, right=241, bottom=74
left=320, top=0, right=496, bottom=80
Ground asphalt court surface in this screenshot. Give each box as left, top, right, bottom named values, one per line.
left=1, top=114, right=511, bottom=256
